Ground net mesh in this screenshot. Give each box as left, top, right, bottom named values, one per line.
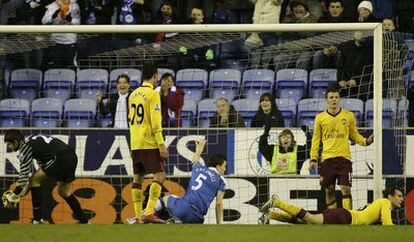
left=0, top=27, right=412, bottom=224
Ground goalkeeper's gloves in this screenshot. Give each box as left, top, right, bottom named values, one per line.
left=2, top=190, right=20, bottom=208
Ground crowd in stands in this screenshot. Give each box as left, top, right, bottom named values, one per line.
left=0, top=0, right=414, bottom=129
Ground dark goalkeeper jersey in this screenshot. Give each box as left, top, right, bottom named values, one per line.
left=16, top=134, right=69, bottom=187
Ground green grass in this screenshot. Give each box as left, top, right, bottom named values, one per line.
left=1, top=224, right=413, bottom=242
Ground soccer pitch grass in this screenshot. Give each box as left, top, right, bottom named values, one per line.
left=1, top=224, right=413, bottom=242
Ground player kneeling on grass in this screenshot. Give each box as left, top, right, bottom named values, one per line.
left=146, top=139, right=226, bottom=224
left=258, top=187, right=404, bottom=225
left=2, top=130, right=88, bottom=224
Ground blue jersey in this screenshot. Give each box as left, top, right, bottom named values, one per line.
left=183, top=162, right=226, bottom=216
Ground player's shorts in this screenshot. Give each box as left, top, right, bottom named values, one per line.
left=43, top=148, right=77, bottom=183
left=166, top=195, right=204, bottom=224
left=322, top=208, right=352, bottom=224
left=320, top=157, right=352, bottom=188
left=131, top=149, right=165, bottom=174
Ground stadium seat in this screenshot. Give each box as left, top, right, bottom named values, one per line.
left=275, top=69, right=308, bottom=103
left=242, top=69, right=275, bottom=100
left=43, top=68, right=76, bottom=103
left=209, top=69, right=241, bottom=100
left=219, top=59, right=248, bottom=73
left=96, top=112, right=112, bottom=128
left=9, top=69, right=42, bottom=102
left=309, top=68, right=337, bottom=98
left=109, top=68, right=141, bottom=92
left=63, top=98, right=97, bottom=127
left=197, top=99, right=217, bottom=128
left=275, top=98, right=297, bottom=127
left=398, top=98, right=409, bottom=127
left=409, top=70, right=414, bottom=91
left=0, top=98, right=30, bottom=127
left=31, top=98, right=63, bottom=127
left=181, top=100, right=197, bottom=127
left=297, top=98, right=326, bottom=128
left=176, top=68, right=208, bottom=103
left=77, top=69, right=108, bottom=100
left=340, top=98, right=364, bottom=126
left=232, top=99, right=259, bottom=127
left=157, top=68, right=175, bottom=85
left=365, top=99, right=398, bottom=128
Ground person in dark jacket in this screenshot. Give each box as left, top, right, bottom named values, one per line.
left=251, top=93, right=284, bottom=128
left=210, top=98, right=246, bottom=127
left=259, top=120, right=310, bottom=174
left=155, top=73, right=185, bottom=127
left=96, top=74, right=131, bottom=128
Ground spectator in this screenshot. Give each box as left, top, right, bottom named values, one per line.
left=210, top=98, right=245, bottom=128
left=189, top=7, right=203, bottom=23
left=185, top=0, right=215, bottom=23
left=281, top=0, right=322, bottom=23
left=383, top=18, right=396, bottom=32
left=155, top=73, right=185, bottom=127
left=283, top=0, right=318, bottom=24
left=42, top=0, right=80, bottom=68
left=314, top=0, right=352, bottom=69
left=251, top=93, right=285, bottom=128
left=395, top=0, right=414, bottom=33
left=153, top=1, right=181, bottom=43
left=357, top=1, right=378, bottom=23
left=82, top=0, right=115, bottom=25
left=245, top=0, right=283, bottom=49
left=0, top=0, right=24, bottom=24
left=96, top=74, right=131, bottom=128
left=259, top=126, right=310, bottom=174
left=212, top=0, right=231, bottom=24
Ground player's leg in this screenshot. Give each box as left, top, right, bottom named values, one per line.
left=52, top=149, right=88, bottom=223
left=261, top=194, right=322, bottom=224
left=56, top=181, right=88, bottom=223
left=29, top=169, right=48, bottom=223
left=142, top=149, right=166, bottom=216
left=130, top=150, right=146, bottom=222
left=321, top=159, right=337, bottom=209
left=337, top=158, right=353, bottom=210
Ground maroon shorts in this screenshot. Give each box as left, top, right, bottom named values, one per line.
left=320, top=157, right=352, bottom=188
left=131, top=149, right=165, bottom=174
left=322, top=208, right=352, bottom=224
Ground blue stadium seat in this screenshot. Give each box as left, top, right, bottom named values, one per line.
left=242, top=69, right=274, bottom=100
left=209, top=69, right=241, bottom=100
left=157, top=68, right=175, bottom=85
left=197, top=99, right=217, bottom=128
left=31, top=98, right=63, bottom=127
left=110, top=68, right=141, bottom=92
left=365, top=99, right=398, bottom=128
left=232, top=99, right=259, bottom=127
left=275, top=98, right=297, bottom=127
left=43, top=69, right=76, bottom=103
left=176, top=68, right=208, bottom=104
left=181, top=100, right=197, bottom=127
left=64, top=98, right=96, bottom=127
left=409, top=70, right=414, bottom=91
left=0, top=98, right=30, bottom=127
left=9, top=69, right=42, bottom=102
left=309, top=68, right=337, bottom=98
left=219, top=59, right=248, bottom=73
left=340, top=98, right=364, bottom=126
left=96, top=113, right=112, bottom=127
left=77, top=69, right=108, bottom=100
left=275, top=69, right=308, bottom=103
left=297, top=98, right=326, bottom=128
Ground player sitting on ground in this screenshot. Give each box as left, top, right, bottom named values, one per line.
left=258, top=187, right=404, bottom=225
left=144, top=139, right=226, bottom=224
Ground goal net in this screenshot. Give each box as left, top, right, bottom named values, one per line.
left=0, top=24, right=411, bottom=225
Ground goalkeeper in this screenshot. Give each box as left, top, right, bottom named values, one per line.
left=2, top=129, right=88, bottom=224
left=259, top=187, right=404, bottom=225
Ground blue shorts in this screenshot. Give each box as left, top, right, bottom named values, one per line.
left=167, top=196, right=204, bottom=224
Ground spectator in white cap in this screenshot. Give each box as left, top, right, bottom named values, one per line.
left=357, top=1, right=378, bottom=22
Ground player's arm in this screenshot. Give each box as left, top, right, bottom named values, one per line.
left=215, top=190, right=224, bottom=224
left=309, top=115, right=321, bottom=169
left=192, top=140, right=207, bottom=164
left=258, top=119, right=274, bottom=162
left=348, top=113, right=373, bottom=146
left=150, top=93, right=168, bottom=160
left=380, top=201, right=393, bottom=225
